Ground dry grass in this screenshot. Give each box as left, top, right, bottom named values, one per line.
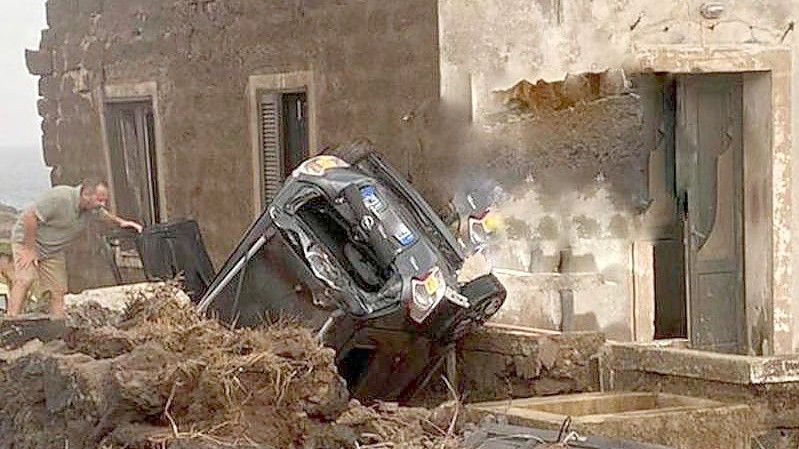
left=104, top=283, right=342, bottom=447
left=2, top=281, right=466, bottom=449
left=97, top=283, right=463, bottom=448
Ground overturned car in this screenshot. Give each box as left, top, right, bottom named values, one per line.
left=197, top=144, right=506, bottom=399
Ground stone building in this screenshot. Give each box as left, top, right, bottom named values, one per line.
left=27, top=0, right=799, bottom=356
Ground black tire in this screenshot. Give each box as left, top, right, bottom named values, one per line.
left=435, top=274, right=507, bottom=343
left=322, top=140, right=377, bottom=165
left=461, top=274, right=506, bottom=317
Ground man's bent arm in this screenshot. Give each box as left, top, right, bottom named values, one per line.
left=99, top=209, right=143, bottom=233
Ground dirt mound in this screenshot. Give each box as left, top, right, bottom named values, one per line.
left=0, top=283, right=464, bottom=448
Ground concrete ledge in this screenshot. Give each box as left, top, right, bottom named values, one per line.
left=412, top=326, right=605, bottom=404
left=466, top=392, right=754, bottom=449
left=606, top=342, right=799, bottom=385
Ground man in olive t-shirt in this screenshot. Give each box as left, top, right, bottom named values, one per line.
left=8, top=178, right=142, bottom=318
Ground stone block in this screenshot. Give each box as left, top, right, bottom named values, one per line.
left=455, top=327, right=604, bottom=402
left=37, top=98, right=56, bottom=118
left=46, top=0, right=79, bottom=28
left=26, top=49, right=53, bottom=76
left=39, top=28, right=55, bottom=50
left=77, top=0, right=103, bottom=14
left=38, top=75, right=57, bottom=97
left=42, top=132, right=62, bottom=167
left=43, top=352, right=109, bottom=415
left=600, top=69, right=630, bottom=96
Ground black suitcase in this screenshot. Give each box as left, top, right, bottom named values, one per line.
left=101, top=219, right=215, bottom=300
left=132, top=219, right=215, bottom=301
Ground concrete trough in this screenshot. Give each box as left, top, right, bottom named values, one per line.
left=466, top=392, right=753, bottom=449
left=603, top=341, right=799, bottom=445
left=464, top=423, right=671, bottom=448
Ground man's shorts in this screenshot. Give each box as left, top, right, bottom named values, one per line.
left=11, top=244, right=67, bottom=295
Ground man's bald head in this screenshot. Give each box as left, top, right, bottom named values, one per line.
left=79, top=177, right=110, bottom=210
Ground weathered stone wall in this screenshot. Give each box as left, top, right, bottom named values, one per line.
left=30, top=0, right=799, bottom=350
left=30, top=0, right=440, bottom=291
left=438, top=0, right=799, bottom=347
left=453, top=327, right=604, bottom=403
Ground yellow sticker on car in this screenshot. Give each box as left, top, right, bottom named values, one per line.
left=424, top=275, right=439, bottom=295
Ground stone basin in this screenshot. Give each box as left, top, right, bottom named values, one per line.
left=466, top=392, right=753, bottom=449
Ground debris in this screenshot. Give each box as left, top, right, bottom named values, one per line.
left=64, top=282, right=188, bottom=328
left=0, top=282, right=466, bottom=449
left=0, top=338, right=43, bottom=363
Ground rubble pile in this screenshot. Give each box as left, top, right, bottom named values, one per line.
left=0, top=283, right=463, bottom=449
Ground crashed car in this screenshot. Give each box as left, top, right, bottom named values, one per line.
left=197, top=143, right=506, bottom=398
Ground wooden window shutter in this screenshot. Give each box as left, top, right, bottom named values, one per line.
left=260, top=92, right=282, bottom=206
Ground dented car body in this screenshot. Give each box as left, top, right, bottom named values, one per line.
left=197, top=147, right=506, bottom=398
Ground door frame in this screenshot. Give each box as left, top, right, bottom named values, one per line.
left=97, top=82, right=167, bottom=223
left=256, top=89, right=309, bottom=209
left=103, top=100, right=161, bottom=226
left=637, top=46, right=791, bottom=355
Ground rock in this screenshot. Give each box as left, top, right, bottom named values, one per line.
left=110, top=341, right=178, bottom=416
left=533, top=377, right=575, bottom=396
left=513, top=354, right=541, bottom=379
left=65, top=282, right=191, bottom=328
left=0, top=316, right=66, bottom=349
left=65, top=326, right=139, bottom=359
left=0, top=339, right=44, bottom=364
left=43, top=352, right=111, bottom=419
left=537, top=336, right=559, bottom=370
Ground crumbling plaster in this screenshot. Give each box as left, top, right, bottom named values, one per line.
left=439, top=0, right=799, bottom=352
left=439, top=0, right=796, bottom=93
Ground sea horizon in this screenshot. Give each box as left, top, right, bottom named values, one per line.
left=0, top=145, right=51, bottom=210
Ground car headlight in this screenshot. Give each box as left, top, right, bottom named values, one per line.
left=409, top=266, right=446, bottom=323
left=469, top=218, right=488, bottom=245
left=469, top=210, right=501, bottom=245
left=293, top=155, right=349, bottom=177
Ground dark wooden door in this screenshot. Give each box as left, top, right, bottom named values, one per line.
left=105, top=100, right=159, bottom=226
left=676, top=74, right=745, bottom=353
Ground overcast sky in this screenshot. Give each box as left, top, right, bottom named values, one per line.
left=0, top=1, right=50, bottom=206
left=0, top=0, right=47, bottom=149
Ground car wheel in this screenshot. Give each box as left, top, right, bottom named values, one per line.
left=437, top=274, right=506, bottom=343
left=475, top=293, right=504, bottom=318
